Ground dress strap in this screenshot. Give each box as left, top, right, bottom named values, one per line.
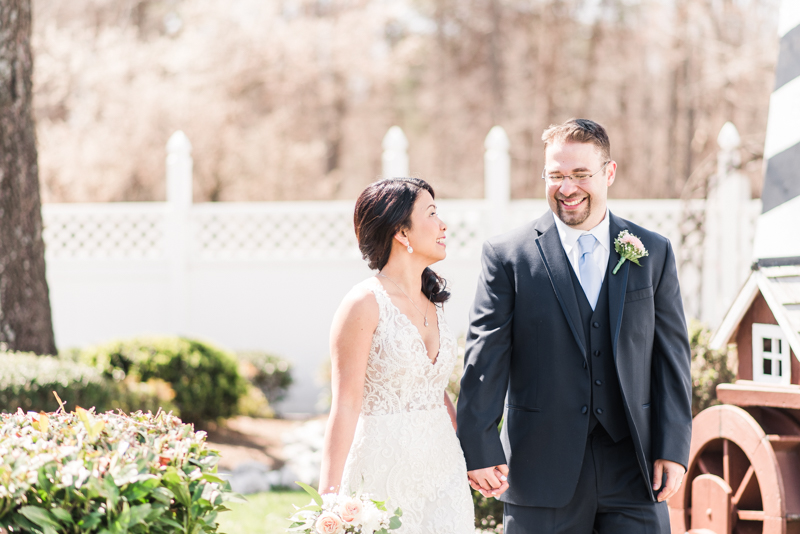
left=368, top=281, right=393, bottom=322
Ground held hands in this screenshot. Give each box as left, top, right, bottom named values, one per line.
left=467, top=465, right=509, bottom=499
left=653, top=459, right=685, bottom=502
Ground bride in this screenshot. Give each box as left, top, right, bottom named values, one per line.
left=317, top=177, right=476, bottom=533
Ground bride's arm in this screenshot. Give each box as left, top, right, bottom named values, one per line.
left=444, top=391, right=457, bottom=431
left=318, top=287, right=379, bottom=494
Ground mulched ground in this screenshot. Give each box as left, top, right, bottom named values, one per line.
left=205, top=416, right=320, bottom=471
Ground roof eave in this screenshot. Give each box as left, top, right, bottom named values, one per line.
left=756, top=276, right=800, bottom=361
left=710, top=273, right=760, bottom=351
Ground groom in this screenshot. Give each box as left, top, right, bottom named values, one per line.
left=457, top=119, right=692, bottom=533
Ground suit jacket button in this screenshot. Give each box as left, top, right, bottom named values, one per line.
left=593, top=350, right=601, bottom=357
left=581, top=405, right=588, bottom=414
left=595, top=379, right=602, bottom=386
left=592, top=322, right=600, bottom=328
left=595, top=408, right=604, bottom=415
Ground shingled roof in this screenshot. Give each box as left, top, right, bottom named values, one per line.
left=710, top=257, right=800, bottom=357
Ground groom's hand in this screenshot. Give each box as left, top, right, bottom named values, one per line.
left=468, top=465, right=509, bottom=498
left=653, top=459, right=685, bottom=502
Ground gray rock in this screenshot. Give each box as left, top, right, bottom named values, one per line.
left=226, top=461, right=273, bottom=494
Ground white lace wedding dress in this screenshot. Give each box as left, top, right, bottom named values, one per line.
left=340, top=282, right=475, bottom=533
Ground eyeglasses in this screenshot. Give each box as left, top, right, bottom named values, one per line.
left=541, top=161, right=610, bottom=185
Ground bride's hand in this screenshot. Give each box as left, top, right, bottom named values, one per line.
left=467, top=465, right=509, bottom=498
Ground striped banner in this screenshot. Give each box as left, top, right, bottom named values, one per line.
left=761, top=0, right=800, bottom=213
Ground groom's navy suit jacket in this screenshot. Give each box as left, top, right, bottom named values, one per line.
left=456, top=210, right=692, bottom=508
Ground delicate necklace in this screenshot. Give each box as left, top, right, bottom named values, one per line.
left=378, top=273, right=430, bottom=326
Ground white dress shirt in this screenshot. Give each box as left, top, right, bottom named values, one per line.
left=552, top=208, right=611, bottom=287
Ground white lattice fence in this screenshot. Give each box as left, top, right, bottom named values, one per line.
left=43, top=204, right=167, bottom=260
left=190, top=202, right=360, bottom=261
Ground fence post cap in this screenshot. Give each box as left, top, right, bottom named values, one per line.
left=717, top=122, right=741, bottom=151
left=382, top=126, right=408, bottom=151
left=167, top=130, right=192, bottom=154
left=485, top=126, right=510, bottom=151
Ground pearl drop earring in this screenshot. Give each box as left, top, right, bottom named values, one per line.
left=407, top=245, right=413, bottom=253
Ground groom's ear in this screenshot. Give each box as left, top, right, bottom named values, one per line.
left=606, top=161, right=617, bottom=187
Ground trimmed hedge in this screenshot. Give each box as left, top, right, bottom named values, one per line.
left=0, top=353, right=110, bottom=413
left=76, top=338, right=248, bottom=425
left=0, top=352, right=179, bottom=416
left=0, top=408, right=239, bottom=533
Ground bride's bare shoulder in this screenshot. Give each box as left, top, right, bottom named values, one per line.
left=333, top=278, right=381, bottom=325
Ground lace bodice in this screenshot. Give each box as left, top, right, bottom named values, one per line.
left=361, top=283, right=457, bottom=416
left=340, top=280, right=474, bottom=533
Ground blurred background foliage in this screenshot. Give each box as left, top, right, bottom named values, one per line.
left=73, top=337, right=249, bottom=425
left=690, top=319, right=736, bottom=416
left=1, top=339, right=293, bottom=429
left=34, top=0, right=779, bottom=204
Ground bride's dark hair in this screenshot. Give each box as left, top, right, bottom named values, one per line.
left=354, top=178, right=450, bottom=304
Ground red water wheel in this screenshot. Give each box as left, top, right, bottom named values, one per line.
left=669, top=404, right=800, bottom=534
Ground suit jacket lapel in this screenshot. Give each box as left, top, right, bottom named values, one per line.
left=534, top=212, right=587, bottom=359
left=608, top=212, right=630, bottom=360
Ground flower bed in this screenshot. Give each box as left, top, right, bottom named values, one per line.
left=0, top=407, right=240, bottom=533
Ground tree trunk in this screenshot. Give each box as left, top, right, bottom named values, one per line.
left=0, top=0, right=57, bottom=355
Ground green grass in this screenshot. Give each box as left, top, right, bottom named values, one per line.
left=217, top=491, right=311, bottom=534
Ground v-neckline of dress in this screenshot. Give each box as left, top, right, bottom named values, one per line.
left=373, top=281, right=442, bottom=366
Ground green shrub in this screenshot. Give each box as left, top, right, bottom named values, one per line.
left=236, top=384, right=274, bottom=418
left=0, top=352, right=179, bottom=416
left=112, top=377, right=180, bottom=417
left=0, top=407, right=240, bottom=533
left=0, top=352, right=111, bottom=413
left=690, top=320, right=736, bottom=416
left=237, top=351, right=293, bottom=405
left=75, top=338, right=248, bottom=426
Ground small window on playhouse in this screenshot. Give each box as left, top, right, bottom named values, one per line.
left=752, top=323, right=790, bottom=385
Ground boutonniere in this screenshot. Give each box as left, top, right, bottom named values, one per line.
left=613, top=230, right=648, bottom=274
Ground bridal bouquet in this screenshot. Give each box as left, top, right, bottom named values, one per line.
left=288, top=482, right=402, bottom=534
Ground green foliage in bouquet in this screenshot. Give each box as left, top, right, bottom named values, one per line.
left=0, top=406, right=242, bottom=533
left=75, top=338, right=248, bottom=425
left=690, top=320, right=736, bottom=416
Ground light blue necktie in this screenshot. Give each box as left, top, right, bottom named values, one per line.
left=578, top=234, right=601, bottom=310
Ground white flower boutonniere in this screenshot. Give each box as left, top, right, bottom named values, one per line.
left=613, top=230, right=648, bottom=274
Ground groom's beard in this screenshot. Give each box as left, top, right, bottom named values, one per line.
left=556, top=194, right=592, bottom=227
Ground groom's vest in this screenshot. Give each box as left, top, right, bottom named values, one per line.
left=568, top=259, right=630, bottom=442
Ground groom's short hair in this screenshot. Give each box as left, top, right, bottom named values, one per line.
left=542, top=119, right=611, bottom=161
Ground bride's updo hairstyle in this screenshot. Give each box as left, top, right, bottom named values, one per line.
left=354, top=177, right=450, bottom=304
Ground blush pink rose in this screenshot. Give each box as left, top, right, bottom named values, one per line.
left=340, top=498, right=363, bottom=523
left=621, top=234, right=644, bottom=250
left=315, top=512, right=344, bottom=534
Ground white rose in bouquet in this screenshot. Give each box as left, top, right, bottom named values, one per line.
left=358, top=501, right=384, bottom=534
left=339, top=497, right=363, bottom=523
